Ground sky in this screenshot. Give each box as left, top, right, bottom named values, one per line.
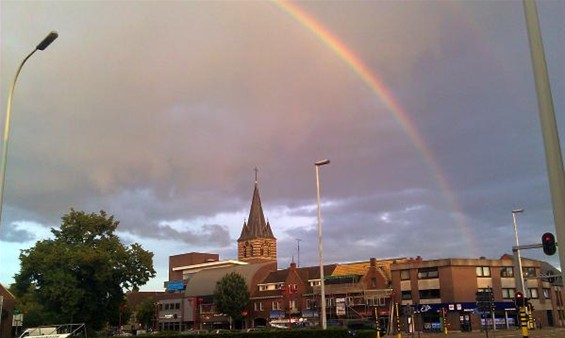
left=0, top=0, right=564, bottom=291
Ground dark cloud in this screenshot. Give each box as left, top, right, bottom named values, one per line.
left=0, top=223, right=36, bottom=243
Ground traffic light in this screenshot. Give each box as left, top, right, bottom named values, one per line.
left=542, top=232, right=557, bottom=255
left=515, top=291, right=525, bottom=307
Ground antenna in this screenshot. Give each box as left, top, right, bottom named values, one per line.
left=296, top=238, right=302, bottom=267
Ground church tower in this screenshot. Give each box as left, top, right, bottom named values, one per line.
left=237, top=172, right=277, bottom=263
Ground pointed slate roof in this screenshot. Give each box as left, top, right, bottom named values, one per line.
left=238, top=181, right=275, bottom=241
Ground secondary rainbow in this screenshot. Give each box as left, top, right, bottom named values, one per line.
left=272, top=0, right=476, bottom=256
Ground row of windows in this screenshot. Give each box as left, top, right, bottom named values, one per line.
left=400, top=266, right=538, bottom=280
left=402, top=289, right=441, bottom=299
left=158, top=302, right=180, bottom=311
left=259, top=278, right=377, bottom=292
left=400, top=288, right=551, bottom=300
left=253, top=296, right=387, bottom=311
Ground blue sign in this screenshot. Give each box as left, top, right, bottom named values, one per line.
left=269, top=310, right=286, bottom=319
left=166, top=280, right=185, bottom=292
left=415, top=302, right=516, bottom=314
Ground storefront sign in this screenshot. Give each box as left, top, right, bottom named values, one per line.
left=336, top=298, right=346, bottom=316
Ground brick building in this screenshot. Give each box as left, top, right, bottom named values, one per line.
left=249, top=257, right=407, bottom=329
left=390, top=255, right=564, bottom=333
left=1, top=284, right=16, bottom=338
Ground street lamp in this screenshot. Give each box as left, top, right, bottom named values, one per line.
left=512, top=208, right=526, bottom=296
left=315, top=159, right=330, bottom=329
left=0, top=31, right=58, bottom=229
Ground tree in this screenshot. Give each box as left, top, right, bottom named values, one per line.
left=213, top=272, right=250, bottom=329
left=135, top=298, right=157, bottom=330
left=13, top=209, right=156, bottom=331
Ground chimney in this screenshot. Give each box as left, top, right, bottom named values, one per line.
left=290, top=262, right=297, bottom=270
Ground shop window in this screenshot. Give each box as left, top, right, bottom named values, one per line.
left=418, top=268, right=438, bottom=279
left=476, top=266, right=491, bottom=277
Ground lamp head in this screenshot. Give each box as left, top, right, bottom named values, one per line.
left=315, top=159, right=330, bottom=166
left=36, top=31, right=58, bottom=51
left=512, top=208, right=524, bottom=214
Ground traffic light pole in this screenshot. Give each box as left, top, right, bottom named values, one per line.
left=523, top=0, right=565, bottom=288
left=519, top=306, right=529, bottom=338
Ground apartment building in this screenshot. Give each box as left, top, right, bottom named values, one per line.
left=390, top=255, right=563, bottom=333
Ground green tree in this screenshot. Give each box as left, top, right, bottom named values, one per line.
left=13, top=209, right=156, bottom=331
left=135, top=298, right=157, bottom=330
left=213, top=272, right=250, bottom=329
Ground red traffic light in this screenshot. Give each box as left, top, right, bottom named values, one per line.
left=515, top=291, right=524, bottom=307
left=542, top=232, right=557, bottom=255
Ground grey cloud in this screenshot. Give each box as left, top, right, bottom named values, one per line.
left=152, top=223, right=231, bottom=247
left=0, top=224, right=36, bottom=243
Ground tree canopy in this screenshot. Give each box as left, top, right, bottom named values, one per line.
left=213, top=272, right=250, bottom=328
left=135, top=297, right=157, bottom=330
left=13, top=209, right=156, bottom=330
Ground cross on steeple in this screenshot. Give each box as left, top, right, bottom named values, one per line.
left=254, top=167, right=259, bottom=183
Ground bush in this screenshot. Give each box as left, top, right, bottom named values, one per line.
left=135, top=328, right=352, bottom=338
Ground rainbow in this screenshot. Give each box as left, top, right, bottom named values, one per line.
left=272, top=0, right=477, bottom=256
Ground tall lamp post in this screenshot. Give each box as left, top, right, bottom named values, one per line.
left=315, top=159, right=330, bottom=329
left=0, top=31, right=58, bottom=229
left=512, top=208, right=526, bottom=296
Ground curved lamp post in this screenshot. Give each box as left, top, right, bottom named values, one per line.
left=315, top=159, right=330, bottom=329
left=0, top=31, right=58, bottom=229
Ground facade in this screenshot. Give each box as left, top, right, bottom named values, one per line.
left=390, top=255, right=564, bottom=333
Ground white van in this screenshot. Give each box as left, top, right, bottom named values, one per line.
left=19, top=323, right=86, bottom=338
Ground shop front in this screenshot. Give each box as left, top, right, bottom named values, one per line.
left=413, top=302, right=517, bottom=332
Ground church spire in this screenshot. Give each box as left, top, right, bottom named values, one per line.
left=238, top=176, right=275, bottom=241
left=237, top=168, right=277, bottom=264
